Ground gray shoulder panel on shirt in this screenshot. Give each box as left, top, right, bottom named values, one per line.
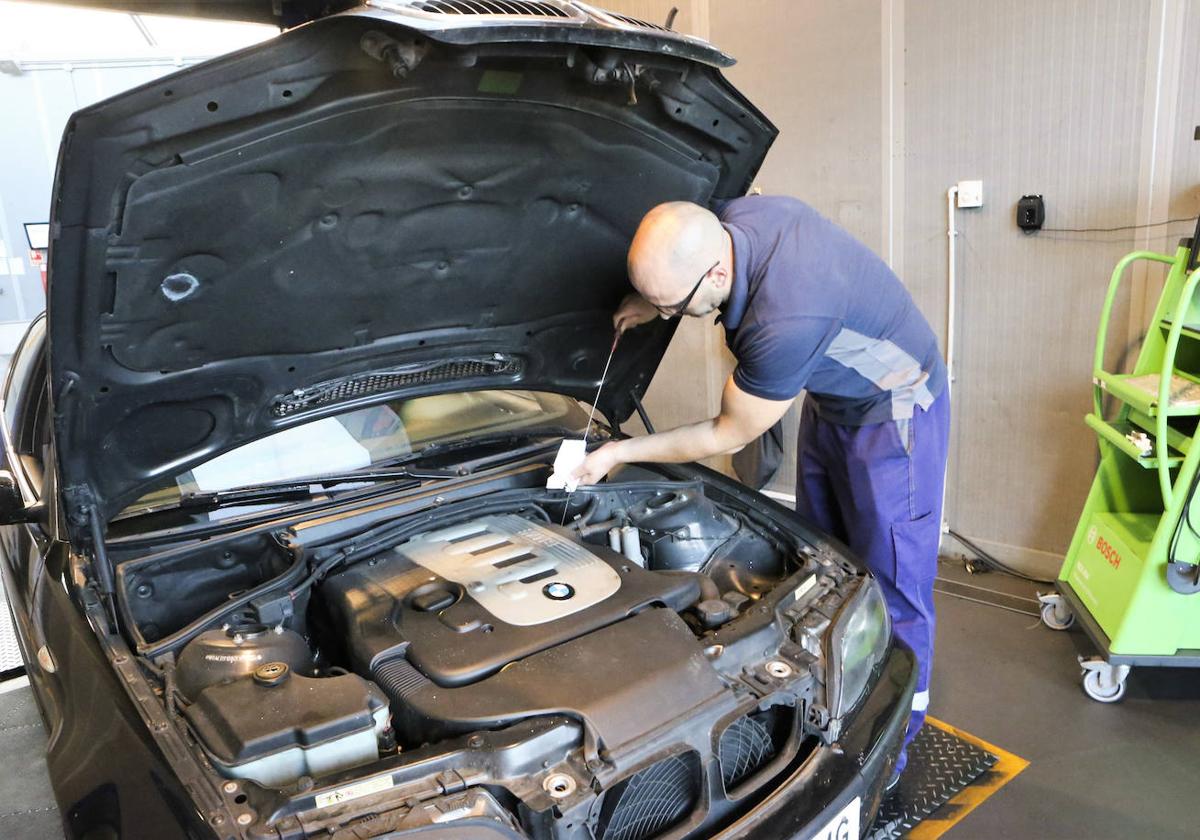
left=823, top=327, right=936, bottom=421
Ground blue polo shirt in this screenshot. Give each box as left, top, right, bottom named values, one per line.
left=718, top=196, right=946, bottom=426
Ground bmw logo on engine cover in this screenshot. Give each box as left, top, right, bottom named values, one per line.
left=543, top=582, right=575, bottom=601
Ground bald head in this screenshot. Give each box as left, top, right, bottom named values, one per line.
left=628, top=202, right=731, bottom=316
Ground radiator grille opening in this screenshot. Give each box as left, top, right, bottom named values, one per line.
left=272, top=356, right=521, bottom=417
left=718, top=706, right=794, bottom=792
left=596, top=752, right=700, bottom=840
left=415, top=0, right=573, bottom=17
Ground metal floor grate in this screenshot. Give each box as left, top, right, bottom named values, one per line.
left=868, top=721, right=998, bottom=838
left=0, top=583, right=24, bottom=674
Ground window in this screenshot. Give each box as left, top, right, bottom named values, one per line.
left=120, top=389, right=587, bottom=517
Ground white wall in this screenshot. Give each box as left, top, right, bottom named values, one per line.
left=0, top=2, right=273, bottom=349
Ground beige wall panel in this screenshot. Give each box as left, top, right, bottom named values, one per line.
left=1169, top=3, right=1200, bottom=226
left=904, top=0, right=1156, bottom=577
left=711, top=0, right=884, bottom=252
left=613, top=1, right=885, bottom=488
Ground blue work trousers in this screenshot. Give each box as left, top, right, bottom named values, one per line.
left=795, top=390, right=950, bottom=774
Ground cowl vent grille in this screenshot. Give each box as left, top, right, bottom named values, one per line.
left=415, top=0, right=573, bottom=17
left=605, top=12, right=670, bottom=32
left=272, top=355, right=522, bottom=417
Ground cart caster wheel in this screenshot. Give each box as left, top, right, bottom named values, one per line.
left=964, top=558, right=989, bottom=575
left=1037, top=592, right=1074, bottom=630
left=1079, top=657, right=1129, bottom=703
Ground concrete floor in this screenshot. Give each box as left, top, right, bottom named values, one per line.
left=0, top=675, right=59, bottom=840
left=1, top=561, right=1198, bottom=838
left=931, top=560, right=1200, bottom=839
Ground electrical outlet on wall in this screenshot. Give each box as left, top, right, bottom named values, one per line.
left=1017, top=195, right=1045, bottom=232
left=956, top=180, right=983, bottom=208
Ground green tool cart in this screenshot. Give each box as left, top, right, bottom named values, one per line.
left=1040, top=229, right=1200, bottom=702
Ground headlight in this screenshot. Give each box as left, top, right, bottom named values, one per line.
left=829, top=577, right=891, bottom=719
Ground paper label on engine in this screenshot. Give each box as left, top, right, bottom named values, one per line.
left=314, top=775, right=395, bottom=809
left=793, top=576, right=817, bottom=602
left=546, top=438, right=587, bottom=491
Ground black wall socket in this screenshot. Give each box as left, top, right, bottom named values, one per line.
left=1017, top=195, right=1045, bottom=232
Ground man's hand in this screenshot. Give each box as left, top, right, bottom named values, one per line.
left=613, top=292, right=659, bottom=335
left=574, top=441, right=624, bottom=486
left=571, top=378, right=793, bottom=483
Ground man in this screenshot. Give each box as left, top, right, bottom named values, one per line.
left=573, top=197, right=948, bottom=784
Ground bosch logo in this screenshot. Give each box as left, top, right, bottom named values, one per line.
left=1095, top=536, right=1121, bottom=570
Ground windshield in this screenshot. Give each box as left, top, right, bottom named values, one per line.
left=121, top=390, right=587, bottom=517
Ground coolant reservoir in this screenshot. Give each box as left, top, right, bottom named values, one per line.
left=176, top=624, right=312, bottom=701
left=183, top=663, right=390, bottom=787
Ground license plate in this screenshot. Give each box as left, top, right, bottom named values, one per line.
left=808, top=795, right=860, bottom=840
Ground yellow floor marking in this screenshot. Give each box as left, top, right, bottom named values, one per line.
left=904, top=716, right=1030, bottom=840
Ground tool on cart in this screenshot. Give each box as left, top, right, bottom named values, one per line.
left=1041, top=198, right=1200, bottom=702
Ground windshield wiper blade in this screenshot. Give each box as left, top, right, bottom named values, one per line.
left=387, top=428, right=579, bottom=469
left=429, top=436, right=570, bottom=475
left=147, top=430, right=579, bottom=516
left=175, top=469, right=442, bottom=512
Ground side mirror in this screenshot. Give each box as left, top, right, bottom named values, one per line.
left=0, top=470, right=34, bottom=525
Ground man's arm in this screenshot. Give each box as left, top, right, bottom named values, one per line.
left=573, top=375, right=794, bottom=484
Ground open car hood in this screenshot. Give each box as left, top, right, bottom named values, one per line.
left=47, top=2, right=775, bottom=543
left=19, top=0, right=357, bottom=27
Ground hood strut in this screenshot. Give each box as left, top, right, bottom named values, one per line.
left=89, top=506, right=117, bottom=618
left=631, top=391, right=656, bottom=434
left=76, top=498, right=119, bottom=629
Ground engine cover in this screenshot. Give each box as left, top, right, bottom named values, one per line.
left=402, top=515, right=621, bottom=626
left=320, top=515, right=700, bottom=688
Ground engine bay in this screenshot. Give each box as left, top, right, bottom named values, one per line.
left=321, top=512, right=700, bottom=691
left=107, top=463, right=878, bottom=839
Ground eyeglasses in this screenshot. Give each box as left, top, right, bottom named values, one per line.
left=653, top=260, right=720, bottom=317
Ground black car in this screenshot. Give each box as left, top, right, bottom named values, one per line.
left=0, top=3, right=915, bottom=838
